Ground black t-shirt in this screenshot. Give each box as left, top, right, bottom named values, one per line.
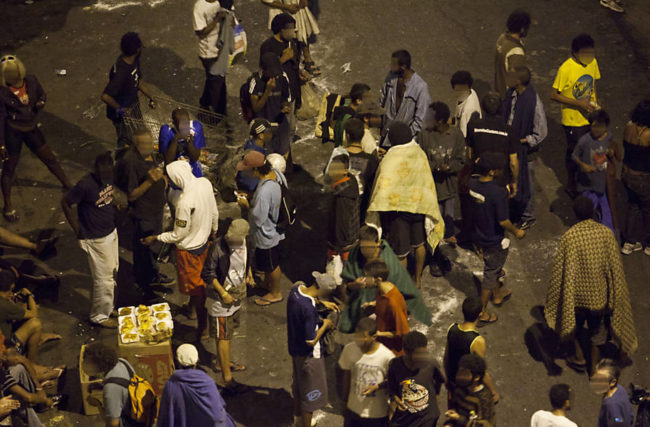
left=387, top=357, right=445, bottom=426
left=328, top=176, right=360, bottom=250
left=466, top=115, right=518, bottom=186
left=249, top=73, right=291, bottom=124
left=115, top=149, right=166, bottom=220
left=0, top=298, right=25, bottom=340
left=348, top=151, right=378, bottom=198
left=104, top=55, right=142, bottom=121
left=469, top=177, right=508, bottom=248
left=65, top=174, right=116, bottom=239
left=259, top=37, right=300, bottom=105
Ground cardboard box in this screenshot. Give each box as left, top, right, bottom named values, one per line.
left=79, top=344, right=104, bottom=416
left=117, top=338, right=174, bottom=395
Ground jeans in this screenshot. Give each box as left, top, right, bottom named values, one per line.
left=582, top=190, right=614, bottom=232
left=199, top=57, right=227, bottom=117
left=79, top=228, right=119, bottom=323
left=438, top=197, right=455, bottom=238
left=622, top=170, right=650, bottom=245
left=133, top=216, right=162, bottom=291
left=521, top=159, right=536, bottom=221
left=8, top=364, right=43, bottom=427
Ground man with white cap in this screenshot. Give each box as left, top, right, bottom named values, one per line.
left=142, top=160, right=219, bottom=340
left=201, top=218, right=253, bottom=395
left=158, top=343, right=236, bottom=427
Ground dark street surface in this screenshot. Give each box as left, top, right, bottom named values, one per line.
left=1, top=0, right=649, bottom=425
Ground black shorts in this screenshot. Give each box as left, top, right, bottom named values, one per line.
left=292, top=356, right=328, bottom=413
left=255, top=245, right=281, bottom=273
left=563, top=125, right=590, bottom=161
left=5, top=126, right=46, bottom=156
left=382, top=211, right=425, bottom=258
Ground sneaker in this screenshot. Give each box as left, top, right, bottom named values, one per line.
left=154, top=273, right=175, bottom=286
left=621, top=242, right=642, bottom=255
left=94, top=318, right=118, bottom=329
left=519, top=218, right=537, bottom=230
left=600, top=0, right=624, bottom=12
left=645, top=246, right=650, bottom=256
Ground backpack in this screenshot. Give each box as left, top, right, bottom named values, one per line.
left=239, top=75, right=254, bottom=123
left=104, top=360, right=157, bottom=427
left=276, top=181, right=297, bottom=234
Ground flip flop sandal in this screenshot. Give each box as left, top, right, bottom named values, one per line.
left=254, top=296, right=284, bottom=306
left=215, top=362, right=247, bottom=373
left=478, top=312, right=498, bottom=327
left=491, top=291, right=512, bottom=307
left=3, top=210, right=19, bottom=222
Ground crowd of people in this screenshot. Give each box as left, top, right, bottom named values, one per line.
left=0, top=1, right=648, bottom=426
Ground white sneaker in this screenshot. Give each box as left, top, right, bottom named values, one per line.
left=600, top=0, right=624, bottom=12
left=645, top=246, right=650, bottom=256
left=621, top=242, right=642, bottom=255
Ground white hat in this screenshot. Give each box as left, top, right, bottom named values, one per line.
left=266, top=153, right=286, bottom=174
left=176, top=343, right=199, bottom=367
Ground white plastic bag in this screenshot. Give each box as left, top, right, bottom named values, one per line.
left=326, top=254, right=343, bottom=287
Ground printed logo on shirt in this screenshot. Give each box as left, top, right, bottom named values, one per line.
left=355, top=363, right=384, bottom=398
left=572, top=74, right=594, bottom=100
left=96, top=185, right=114, bottom=208
left=400, top=378, right=430, bottom=413
left=591, top=147, right=608, bottom=171
left=175, top=219, right=187, bottom=228
left=469, top=189, right=486, bottom=204
left=306, top=389, right=322, bottom=402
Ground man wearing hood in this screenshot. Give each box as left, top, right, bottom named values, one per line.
left=142, top=160, right=219, bottom=340
left=158, top=343, right=235, bottom=427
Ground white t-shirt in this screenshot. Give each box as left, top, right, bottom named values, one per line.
left=193, top=0, right=222, bottom=59
left=338, top=342, right=395, bottom=419
left=206, top=244, right=246, bottom=317
left=361, top=128, right=379, bottom=154
left=530, top=410, right=578, bottom=427
left=455, top=88, right=482, bottom=137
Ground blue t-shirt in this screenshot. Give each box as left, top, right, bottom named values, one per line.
left=158, top=121, right=206, bottom=178
left=250, top=176, right=284, bottom=249
left=598, top=386, right=635, bottom=427
left=235, top=139, right=266, bottom=192
left=469, top=178, right=509, bottom=248
left=572, top=131, right=611, bottom=194
left=286, top=285, right=321, bottom=358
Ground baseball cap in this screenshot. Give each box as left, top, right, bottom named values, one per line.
left=356, top=100, right=385, bottom=116
left=249, top=118, right=277, bottom=136
left=236, top=150, right=266, bottom=171
left=266, top=153, right=286, bottom=174
left=176, top=343, right=199, bottom=367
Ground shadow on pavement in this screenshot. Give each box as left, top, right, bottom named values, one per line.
left=224, top=385, right=294, bottom=427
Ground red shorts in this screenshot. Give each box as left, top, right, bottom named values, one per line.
left=176, top=244, right=210, bottom=296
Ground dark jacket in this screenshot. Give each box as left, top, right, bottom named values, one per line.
left=0, top=75, right=46, bottom=143
left=201, top=237, right=253, bottom=302
left=327, top=176, right=360, bottom=252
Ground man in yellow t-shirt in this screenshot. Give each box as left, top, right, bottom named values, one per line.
left=550, top=34, right=601, bottom=198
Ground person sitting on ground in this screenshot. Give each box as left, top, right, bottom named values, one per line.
left=157, top=343, right=236, bottom=427
left=340, top=225, right=431, bottom=334
left=443, top=296, right=499, bottom=406
left=417, top=101, right=465, bottom=276
left=158, top=108, right=206, bottom=179
left=333, top=83, right=371, bottom=147
left=443, top=354, right=495, bottom=427
left=0, top=270, right=60, bottom=362
left=235, top=118, right=276, bottom=196
left=201, top=219, right=253, bottom=395
left=530, top=383, right=577, bottom=427
left=591, top=359, right=635, bottom=427
left=338, top=317, right=395, bottom=426
left=367, top=122, right=445, bottom=288
left=451, top=70, right=481, bottom=138
left=326, top=155, right=360, bottom=262
left=236, top=152, right=287, bottom=306
left=545, top=197, right=637, bottom=375
left=360, top=259, right=409, bottom=356
left=387, top=331, right=446, bottom=427
left=287, top=280, right=338, bottom=427
left=249, top=53, right=292, bottom=159
left=142, top=160, right=219, bottom=340
left=355, top=99, right=385, bottom=155
left=572, top=109, right=618, bottom=232
left=469, top=154, right=525, bottom=325
left=82, top=342, right=139, bottom=427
